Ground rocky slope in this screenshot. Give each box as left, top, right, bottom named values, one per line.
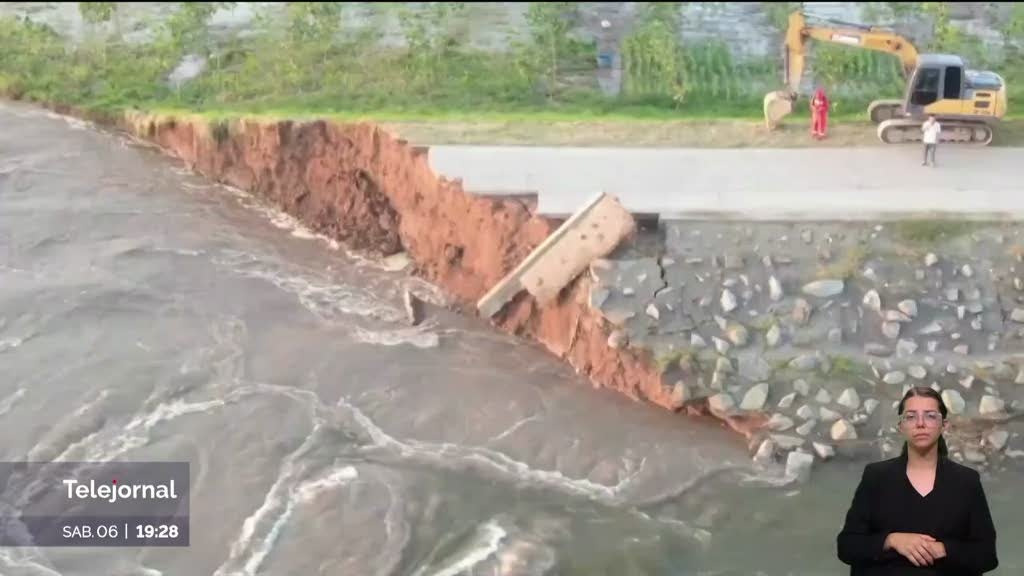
left=592, top=220, right=1024, bottom=477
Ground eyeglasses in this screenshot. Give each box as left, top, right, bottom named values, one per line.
left=900, top=411, right=943, bottom=426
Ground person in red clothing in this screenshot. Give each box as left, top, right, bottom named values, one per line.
left=810, top=88, right=830, bottom=139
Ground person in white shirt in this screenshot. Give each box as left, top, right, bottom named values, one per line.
left=922, top=115, right=941, bottom=167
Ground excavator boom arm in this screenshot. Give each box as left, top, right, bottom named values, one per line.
left=783, top=11, right=918, bottom=92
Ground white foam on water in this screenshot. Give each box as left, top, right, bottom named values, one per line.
left=267, top=209, right=302, bottom=231
left=117, top=134, right=162, bottom=151
left=213, top=412, right=405, bottom=576
left=118, top=246, right=203, bottom=260
left=239, top=463, right=359, bottom=576
left=64, top=117, right=90, bottom=131
left=32, top=392, right=121, bottom=464
left=55, top=380, right=325, bottom=486
left=352, top=325, right=440, bottom=349
left=240, top=199, right=340, bottom=251
left=80, top=396, right=229, bottom=462
left=629, top=463, right=753, bottom=509
left=401, top=278, right=450, bottom=307
left=72, top=390, right=109, bottom=418
left=43, top=111, right=91, bottom=131
left=375, top=477, right=412, bottom=576
left=216, top=253, right=445, bottom=348
left=213, top=421, right=326, bottom=576
left=338, top=397, right=644, bottom=503
left=0, top=548, right=65, bottom=576
left=172, top=317, right=248, bottom=384
left=489, top=414, right=541, bottom=443
left=289, top=227, right=318, bottom=240
left=44, top=381, right=332, bottom=576
left=494, top=537, right=559, bottom=576
left=48, top=431, right=102, bottom=465
left=343, top=247, right=386, bottom=268
left=210, top=248, right=258, bottom=268
left=0, top=388, right=26, bottom=416
left=634, top=511, right=713, bottom=549
left=415, top=521, right=508, bottom=576
left=293, top=466, right=359, bottom=503
left=219, top=184, right=252, bottom=199
left=738, top=467, right=799, bottom=488
left=0, top=337, right=24, bottom=352
left=217, top=261, right=405, bottom=325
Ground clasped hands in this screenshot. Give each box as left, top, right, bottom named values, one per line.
left=884, top=532, right=947, bottom=567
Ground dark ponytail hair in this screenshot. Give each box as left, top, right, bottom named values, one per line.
left=898, top=386, right=949, bottom=457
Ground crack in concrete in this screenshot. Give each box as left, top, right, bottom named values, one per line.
left=651, top=257, right=670, bottom=300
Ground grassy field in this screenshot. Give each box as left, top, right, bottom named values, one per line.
left=3, top=4, right=1024, bottom=149
left=136, top=104, right=1024, bottom=148
left=376, top=117, right=1024, bottom=147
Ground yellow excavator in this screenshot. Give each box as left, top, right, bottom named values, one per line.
left=764, top=11, right=1008, bottom=145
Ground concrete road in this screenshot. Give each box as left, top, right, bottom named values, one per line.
left=428, top=145, right=1024, bottom=220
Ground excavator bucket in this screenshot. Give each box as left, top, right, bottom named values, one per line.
left=764, top=91, right=795, bottom=130
left=763, top=11, right=806, bottom=130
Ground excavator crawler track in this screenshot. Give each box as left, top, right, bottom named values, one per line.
left=877, top=119, right=993, bottom=146
left=867, top=100, right=903, bottom=124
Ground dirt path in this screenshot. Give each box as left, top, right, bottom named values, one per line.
left=383, top=118, right=1024, bottom=148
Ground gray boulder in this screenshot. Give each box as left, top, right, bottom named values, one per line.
left=803, top=279, right=844, bottom=298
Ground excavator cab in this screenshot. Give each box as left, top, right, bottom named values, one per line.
left=880, top=54, right=1007, bottom=144
left=906, top=62, right=944, bottom=110
left=904, top=55, right=972, bottom=114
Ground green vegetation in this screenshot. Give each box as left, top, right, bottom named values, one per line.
left=653, top=347, right=702, bottom=374
left=622, top=3, right=687, bottom=104
left=749, top=314, right=777, bottom=332
left=78, top=2, right=116, bottom=25
left=764, top=2, right=802, bottom=31
left=523, top=2, right=584, bottom=99
left=817, top=243, right=869, bottom=280
left=828, top=355, right=871, bottom=380
left=812, top=46, right=904, bottom=108
left=892, top=220, right=983, bottom=246
left=655, top=349, right=684, bottom=373
left=971, top=365, right=994, bottom=384
left=772, top=357, right=796, bottom=373
left=1, top=2, right=1024, bottom=126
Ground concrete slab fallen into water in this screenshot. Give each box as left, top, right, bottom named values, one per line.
left=477, top=192, right=634, bottom=318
